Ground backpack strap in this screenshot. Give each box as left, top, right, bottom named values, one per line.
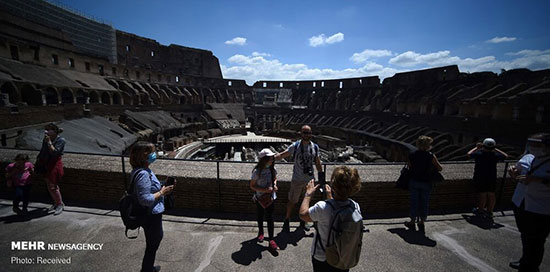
left=527, top=157, right=550, bottom=175
left=128, top=168, right=144, bottom=194
left=325, top=200, right=353, bottom=248
left=313, top=200, right=334, bottom=255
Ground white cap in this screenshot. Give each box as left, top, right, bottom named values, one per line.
left=259, top=148, right=275, bottom=158
left=483, top=138, right=496, bottom=147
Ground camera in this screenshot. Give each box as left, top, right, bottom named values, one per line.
left=304, top=167, right=313, bottom=176
left=165, top=176, right=176, bottom=186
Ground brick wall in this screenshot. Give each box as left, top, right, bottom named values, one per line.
left=0, top=149, right=517, bottom=218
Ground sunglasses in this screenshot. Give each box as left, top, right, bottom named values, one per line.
left=301, top=131, right=312, bottom=135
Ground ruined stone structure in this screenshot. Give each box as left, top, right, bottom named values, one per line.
left=0, top=0, right=251, bottom=154
left=252, top=66, right=550, bottom=161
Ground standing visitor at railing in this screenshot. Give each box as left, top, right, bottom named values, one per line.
left=467, top=138, right=508, bottom=220
left=404, top=135, right=443, bottom=233
left=508, top=133, right=550, bottom=272
left=275, top=125, right=324, bottom=232
left=36, top=123, right=66, bottom=215
left=5, top=154, right=34, bottom=215
left=130, top=141, right=174, bottom=272
left=250, top=148, right=279, bottom=251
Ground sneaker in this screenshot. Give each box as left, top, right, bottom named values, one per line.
left=404, top=221, right=416, bottom=231
left=417, top=222, right=425, bottom=233
left=269, top=240, right=278, bottom=251
left=257, top=234, right=264, bottom=242
left=299, top=221, right=311, bottom=231
left=54, top=205, right=64, bottom=215
left=47, top=204, right=56, bottom=211
left=153, top=265, right=161, bottom=272
left=21, top=208, right=28, bottom=216
left=13, top=206, right=22, bottom=215
left=472, top=207, right=485, bottom=216
left=282, top=219, right=290, bottom=233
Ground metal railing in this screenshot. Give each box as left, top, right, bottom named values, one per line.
left=0, top=147, right=516, bottom=214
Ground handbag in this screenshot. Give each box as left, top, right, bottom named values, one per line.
left=256, top=193, right=273, bottom=209
left=396, top=165, right=411, bottom=190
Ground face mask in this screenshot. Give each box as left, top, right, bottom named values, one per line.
left=530, top=147, right=547, bottom=157
left=147, top=152, right=157, bottom=164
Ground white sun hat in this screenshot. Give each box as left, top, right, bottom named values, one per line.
left=259, top=148, right=275, bottom=158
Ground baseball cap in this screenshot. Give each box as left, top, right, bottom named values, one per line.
left=482, top=138, right=496, bottom=147
left=259, top=148, right=275, bottom=158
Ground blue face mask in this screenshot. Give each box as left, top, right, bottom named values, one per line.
left=147, top=152, right=157, bottom=164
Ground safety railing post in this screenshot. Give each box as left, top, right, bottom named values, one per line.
left=121, top=155, right=127, bottom=189
left=217, top=161, right=221, bottom=212
left=496, top=161, right=509, bottom=216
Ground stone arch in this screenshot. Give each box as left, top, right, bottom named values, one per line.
left=101, top=92, right=111, bottom=104
left=89, top=91, right=100, bottom=104
left=20, top=84, right=42, bottom=106
left=0, top=81, right=19, bottom=104
left=44, top=87, right=59, bottom=105
left=75, top=89, right=87, bottom=104
left=112, top=92, right=121, bottom=105
left=61, top=88, right=75, bottom=104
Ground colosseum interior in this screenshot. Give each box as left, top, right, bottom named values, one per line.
left=0, top=0, right=549, bottom=215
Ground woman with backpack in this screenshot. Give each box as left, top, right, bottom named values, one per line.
left=250, top=148, right=279, bottom=251
left=130, top=141, right=174, bottom=272
left=404, top=135, right=443, bottom=233
left=299, top=166, right=363, bottom=272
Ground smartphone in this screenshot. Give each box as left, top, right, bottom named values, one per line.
left=166, top=177, right=176, bottom=186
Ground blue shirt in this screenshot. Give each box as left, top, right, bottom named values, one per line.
left=132, top=168, right=164, bottom=215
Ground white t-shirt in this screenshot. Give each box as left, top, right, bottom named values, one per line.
left=308, top=199, right=362, bottom=262
left=287, top=140, right=319, bottom=183
left=512, top=154, right=550, bottom=215
left=251, top=168, right=277, bottom=200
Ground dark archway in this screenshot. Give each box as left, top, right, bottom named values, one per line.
left=20, top=84, right=42, bottom=106
left=112, top=93, right=121, bottom=105
left=75, top=89, right=87, bottom=104
left=44, top=87, right=58, bottom=105
left=0, top=81, right=19, bottom=104
left=61, top=89, right=74, bottom=104
left=179, top=96, right=186, bottom=104
left=101, top=92, right=111, bottom=104
left=89, top=91, right=99, bottom=104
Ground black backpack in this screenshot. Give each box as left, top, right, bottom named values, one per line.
left=119, top=169, right=147, bottom=239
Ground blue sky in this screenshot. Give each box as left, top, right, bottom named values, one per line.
left=58, top=0, right=550, bottom=84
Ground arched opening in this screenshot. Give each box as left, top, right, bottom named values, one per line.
left=89, top=91, right=99, bottom=104
left=101, top=92, right=111, bottom=104
left=20, top=84, right=42, bottom=106
left=179, top=96, right=186, bottom=104
left=61, top=89, right=74, bottom=104
left=0, top=82, right=19, bottom=104
left=112, top=93, right=121, bottom=105
left=75, top=89, right=87, bottom=104
left=44, top=87, right=58, bottom=105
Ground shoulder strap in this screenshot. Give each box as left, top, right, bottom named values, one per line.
left=129, top=168, right=144, bottom=193
left=313, top=200, right=334, bottom=255
left=528, top=157, right=550, bottom=175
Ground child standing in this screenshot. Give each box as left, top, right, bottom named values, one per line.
left=5, top=154, right=34, bottom=215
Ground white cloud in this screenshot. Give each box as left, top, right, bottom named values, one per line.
left=222, top=49, right=550, bottom=85
left=222, top=53, right=399, bottom=85
left=225, top=37, right=247, bottom=46
left=252, top=52, right=271, bottom=57
left=350, top=49, right=393, bottom=63
left=506, top=49, right=550, bottom=57
left=486, top=36, right=517, bottom=43
left=309, top=32, right=344, bottom=47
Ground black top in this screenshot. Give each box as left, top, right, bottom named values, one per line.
left=471, top=150, right=506, bottom=182
left=409, top=150, right=434, bottom=183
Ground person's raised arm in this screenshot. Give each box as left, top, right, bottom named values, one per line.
left=432, top=154, right=443, bottom=172
left=467, top=143, right=482, bottom=157
left=299, top=179, right=319, bottom=223
left=274, top=150, right=291, bottom=161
